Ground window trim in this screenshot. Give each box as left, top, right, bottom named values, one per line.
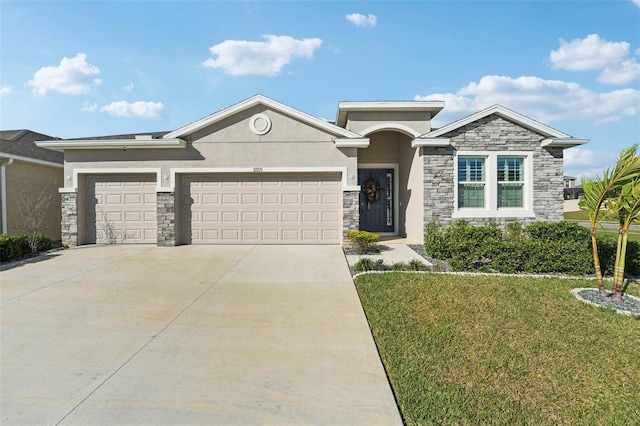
left=453, top=151, right=534, bottom=218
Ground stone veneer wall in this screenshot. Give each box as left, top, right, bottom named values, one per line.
left=157, top=192, right=176, bottom=247
left=61, top=192, right=78, bottom=247
left=342, top=190, right=360, bottom=239
left=423, top=115, right=564, bottom=227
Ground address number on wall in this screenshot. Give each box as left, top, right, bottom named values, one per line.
left=253, top=167, right=263, bottom=172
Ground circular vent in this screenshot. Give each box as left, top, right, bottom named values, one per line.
left=249, top=113, right=272, bottom=135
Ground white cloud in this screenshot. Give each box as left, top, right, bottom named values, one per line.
left=203, top=35, right=322, bottom=76
left=123, top=82, right=134, bottom=92
left=345, top=13, right=377, bottom=28
left=415, top=75, right=640, bottom=127
left=597, top=59, right=640, bottom=84
left=563, top=148, right=618, bottom=179
left=27, top=53, right=101, bottom=95
left=100, top=101, right=165, bottom=118
left=632, top=0, right=640, bottom=8
left=593, top=115, right=620, bottom=126
left=636, top=47, right=640, bottom=56
left=549, top=34, right=629, bottom=71
left=564, top=148, right=616, bottom=168
left=81, top=100, right=97, bottom=112
left=0, top=86, right=14, bottom=95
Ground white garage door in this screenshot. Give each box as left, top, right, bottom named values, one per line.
left=86, top=175, right=157, bottom=244
left=182, top=173, right=342, bottom=244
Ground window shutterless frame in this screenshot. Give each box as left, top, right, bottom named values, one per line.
left=453, top=151, right=534, bottom=219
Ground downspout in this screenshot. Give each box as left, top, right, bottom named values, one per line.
left=1, top=158, right=14, bottom=234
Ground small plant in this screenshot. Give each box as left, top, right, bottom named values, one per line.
left=353, top=257, right=388, bottom=272
left=347, top=230, right=380, bottom=254
left=407, top=259, right=429, bottom=271
left=391, top=261, right=408, bottom=271
left=98, top=211, right=129, bottom=244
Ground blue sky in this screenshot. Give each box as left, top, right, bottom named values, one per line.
left=1, top=1, right=639, bottom=178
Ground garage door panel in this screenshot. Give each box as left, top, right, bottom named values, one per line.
left=302, top=194, right=320, bottom=204
left=86, top=175, right=156, bottom=244
left=182, top=173, right=341, bottom=244
left=242, top=212, right=259, bottom=222
left=262, top=194, right=279, bottom=204
left=282, top=194, right=299, bottom=204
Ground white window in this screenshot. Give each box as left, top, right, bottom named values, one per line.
left=458, top=157, right=486, bottom=208
left=453, top=151, right=534, bottom=218
left=497, top=156, right=524, bottom=208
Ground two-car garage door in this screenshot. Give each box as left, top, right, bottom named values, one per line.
left=181, top=173, right=342, bottom=244
left=84, top=173, right=342, bottom=245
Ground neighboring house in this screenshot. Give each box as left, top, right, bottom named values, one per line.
left=36, top=95, right=588, bottom=247
left=563, top=175, right=584, bottom=200
left=1, top=129, right=64, bottom=240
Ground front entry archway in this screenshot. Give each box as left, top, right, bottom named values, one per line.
left=358, top=168, right=394, bottom=233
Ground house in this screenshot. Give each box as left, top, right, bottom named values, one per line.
left=1, top=130, right=64, bottom=240
left=563, top=175, right=584, bottom=200
left=35, top=95, right=588, bottom=247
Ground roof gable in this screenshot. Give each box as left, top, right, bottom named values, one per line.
left=414, top=104, right=588, bottom=149
left=421, top=105, right=571, bottom=139
left=164, top=94, right=363, bottom=140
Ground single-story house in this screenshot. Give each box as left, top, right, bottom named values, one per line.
left=36, top=95, right=588, bottom=247
left=1, top=129, right=64, bottom=241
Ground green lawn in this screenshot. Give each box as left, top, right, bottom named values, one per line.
left=355, top=273, right=640, bottom=425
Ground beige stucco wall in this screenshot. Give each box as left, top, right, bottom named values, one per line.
left=5, top=161, right=63, bottom=240
left=358, top=131, right=424, bottom=242
left=63, top=106, right=358, bottom=190
left=345, top=111, right=432, bottom=136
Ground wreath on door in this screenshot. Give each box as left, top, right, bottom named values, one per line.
left=362, top=177, right=381, bottom=210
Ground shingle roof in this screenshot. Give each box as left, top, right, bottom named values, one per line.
left=0, top=129, right=63, bottom=164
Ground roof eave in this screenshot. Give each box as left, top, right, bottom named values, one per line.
left=336, top=101, right=445, bottom=127
left=35, top=138, right=187, bottom=152
left=411, top=138, right=451, bottom=148
left=541, top=138, right=590, bottom=148
left=334, top=138, right=370, bottom=148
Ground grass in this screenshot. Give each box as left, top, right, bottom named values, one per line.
left=562, top=212, right=640, bottom=242
left=355, top=273, right=640, bottom=425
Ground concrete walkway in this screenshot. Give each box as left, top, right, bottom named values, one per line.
left=1, top=245, right=402, bottom=425
left=345, top=243, right=432, bottom=269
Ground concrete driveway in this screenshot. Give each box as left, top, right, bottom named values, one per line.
left=1, top=245, right=401, bottom=425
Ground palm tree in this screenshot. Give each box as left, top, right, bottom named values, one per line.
left=606, top=173, right=640, bottom=300
left=580, top=145, right=639, bottom=297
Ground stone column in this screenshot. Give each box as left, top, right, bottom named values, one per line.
left=342, top=190, right=360, bottom=239
left=423, top=146, right=455, bottom=226
left=60, top=191, right=78, bottom=247
left=157, top=192, right=176, bottom=247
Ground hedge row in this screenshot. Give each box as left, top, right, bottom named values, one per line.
left=424, top=220, right=640, bottom=276
left=0, top=234, right=55, bottom=262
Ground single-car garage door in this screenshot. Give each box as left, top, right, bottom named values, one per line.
left=86, top=175, right=157, bottom=244
left=182, top=173, right=342, bottom=244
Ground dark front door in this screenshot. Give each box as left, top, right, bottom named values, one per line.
left=358, top=168, right=394, bottom=233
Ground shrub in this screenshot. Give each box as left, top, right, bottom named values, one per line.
left=347, top=230, right=380, bottom=254
left=423, top=220, right=602, bottom=276
left=353, top=258, right=388, bottom=272
left=0, top=233, right=54, bottom=262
